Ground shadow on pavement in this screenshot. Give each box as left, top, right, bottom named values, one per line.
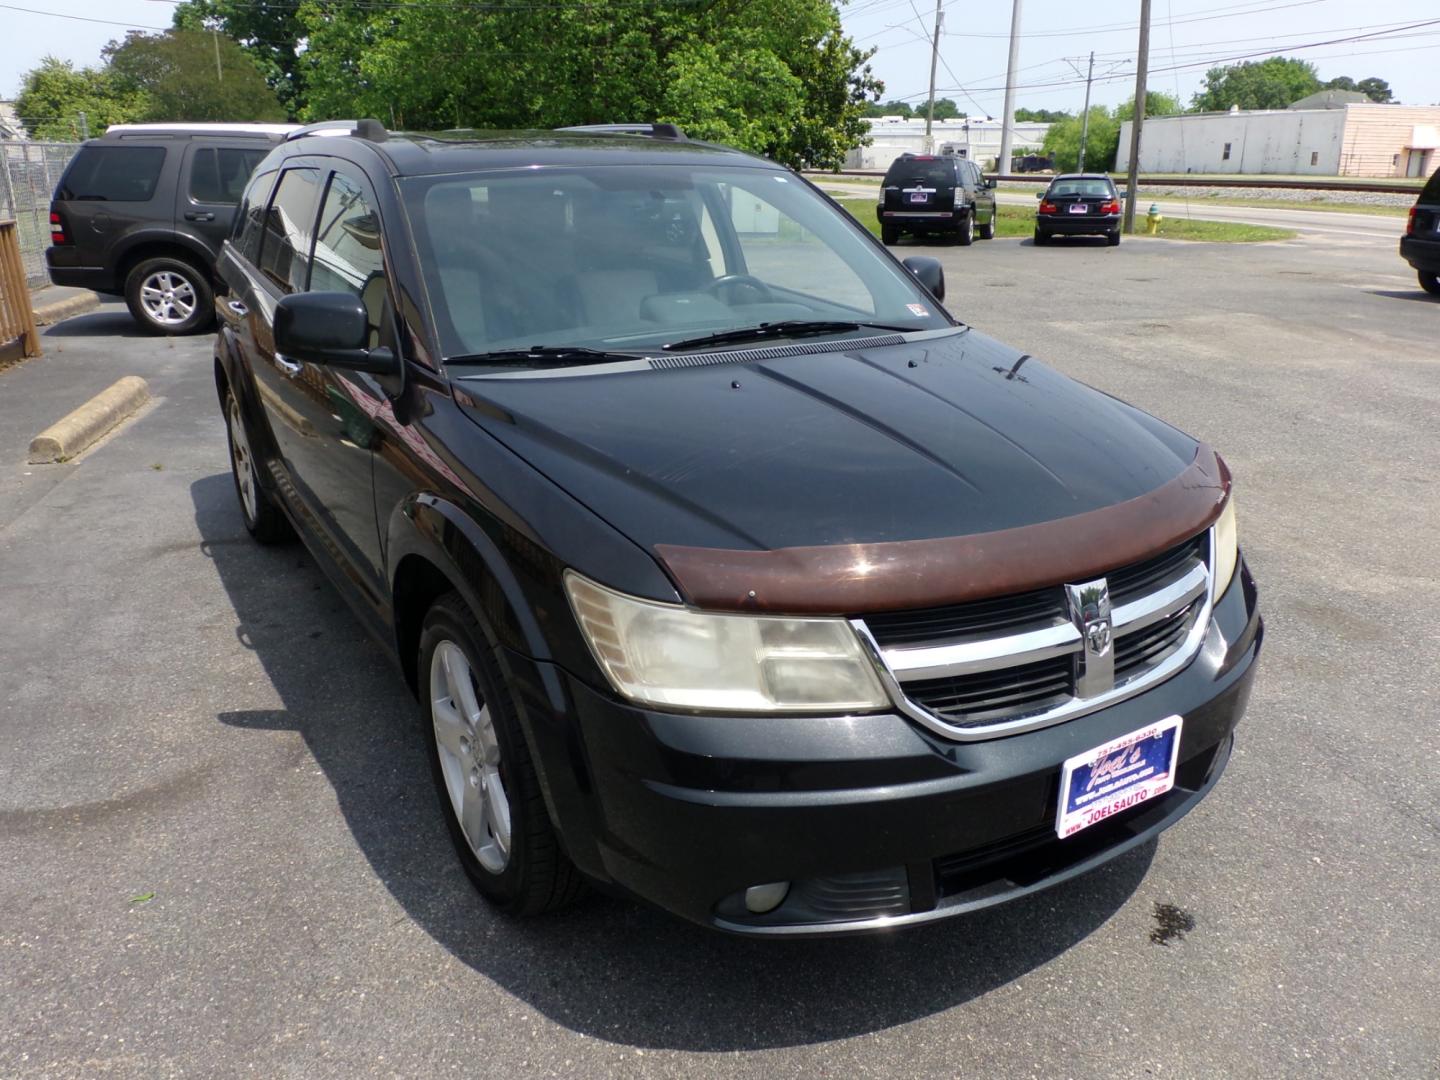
left=42, top=309, right=150, bottom=339
left=1366, top=288, right=1440, bottom=304
left=193, top=471, right=1153, bottom=1052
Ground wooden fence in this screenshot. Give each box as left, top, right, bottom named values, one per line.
left=0, top=220, right=42, bottom=365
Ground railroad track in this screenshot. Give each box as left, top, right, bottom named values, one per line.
left=806, top=171, right=1422, bottom=195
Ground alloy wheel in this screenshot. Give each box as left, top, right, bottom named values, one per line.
left=430, top=640, right=511, bottom=873
left=227, top=395, right=259, bottom=524
left=139, top=269, right=197, bottom=326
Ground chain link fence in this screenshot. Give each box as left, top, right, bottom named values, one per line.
left=1, top=141, right=82, bottom=286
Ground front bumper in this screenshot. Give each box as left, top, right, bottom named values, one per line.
left=528, top=559, right=1260, bottom=937
left=1399, top=233, right=1440, bottom=273
left=1037, top=214, right=1120, bottom=236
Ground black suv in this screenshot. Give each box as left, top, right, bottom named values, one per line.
left=46, top=123, right=294, bottom=334
left=215, top=120, right=1261, bottom=936
left=877, top=152, right=997, bottom=246
left=1034, top=173, right=1123, bottom=246
left=1399, top=166, right=1440, bottom=297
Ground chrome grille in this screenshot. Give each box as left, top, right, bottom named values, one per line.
left=854, top=530, right=1214, bottom=741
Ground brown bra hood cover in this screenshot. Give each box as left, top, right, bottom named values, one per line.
left=655, top=445, right=1230, bottom=615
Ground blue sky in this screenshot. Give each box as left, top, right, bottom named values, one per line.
left=2, top=0, right=1438, bottom=111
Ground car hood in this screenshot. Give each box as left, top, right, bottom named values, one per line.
left=452, top=329, right=1200, bottom=590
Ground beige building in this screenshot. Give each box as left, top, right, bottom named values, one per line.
left=1117, top=100, right=1440, bottom=179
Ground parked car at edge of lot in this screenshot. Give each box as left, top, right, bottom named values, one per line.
left=1034, top=173, right=1123, bottom=247
left=877, top=152, right=997, bottom=246
left=46, top=123, right=297, bottom=334
left=215, top=119, right=1262, bottom=937
left=1399, top=166, right=1440, bottom=297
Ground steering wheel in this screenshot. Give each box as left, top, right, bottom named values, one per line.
left=705, top=274, right=775, bottom=304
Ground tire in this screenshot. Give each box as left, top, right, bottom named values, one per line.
left=1107, top=230, right=1122, bottom=247
left=979, top=215, right=996, bottom=240
left=1033, top=228, right=1047, bottom=246
left=881, top=223, right=899, bottom=246
left=125, top=256, right=214, bottom=335
left=224, top=386, right=291, bottom=544
left=420, top=592, right=584, bottom=915
left=1419, top=270, right=1440, bottom=297
left=957, top=211, right=974, bottom=246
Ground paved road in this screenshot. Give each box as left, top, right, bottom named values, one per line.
left=1, top=230, right=1436, bottom=1077
left=816, top=180, right=1409, bottom=242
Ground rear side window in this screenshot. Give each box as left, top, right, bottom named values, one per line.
left=58, top=146, right=166, bottom=202
left=1421, top=167, right=1440, bottom=204
left=190, top=147, right=268, bottom=205
left=258, top=167, right=322, bottom=294
left=232, top=168, right=278, bottom=264
left=885, top=158, right=954, bottom=188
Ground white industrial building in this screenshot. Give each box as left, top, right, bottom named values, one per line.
left=1116, top=98, right=1440, bottom=178
left=845, top=117, right=1050, bottom=171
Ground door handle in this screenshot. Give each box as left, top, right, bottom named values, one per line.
left=274, top=353, right=304, bottom=377
left=184, top=211, right=215, bottom=222
left=227, top=300, right=248, bottom=316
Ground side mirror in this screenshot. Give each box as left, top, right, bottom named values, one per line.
left=1035, top=191, right=1045, bottom=200
left=902, top=256, right=945, bottom=302
left=274, top=292, right=397, bottom=374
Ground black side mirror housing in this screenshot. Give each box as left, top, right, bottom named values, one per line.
left=274, top=292, right=397, bottom=374
left=1035, top=191, right=1045, bottom=200
left=902, top=256, right=945, bottom=302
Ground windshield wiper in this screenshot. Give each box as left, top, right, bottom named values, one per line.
left=444, top=346, right=642, bottom=367
left=662, top=320, right=913, bottom=353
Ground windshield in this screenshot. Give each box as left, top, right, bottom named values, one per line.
left=400, top=165, right=952, bottom=361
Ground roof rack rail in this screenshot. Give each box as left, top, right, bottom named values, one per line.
left=556, top=123, right=686, bottom=141
left=286, top=119, right=388, bottom=143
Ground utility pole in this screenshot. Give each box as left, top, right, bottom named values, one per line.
left=924, top=0, right=944, bottom=154
left=1123, top=0, right=1152, bottom=233
left=213, top=28, right=223, bottom=82
left=78, top=111, right=89, bottom=140
left=1078, top=51, right=1095, bottom=171
left=997, top=0, right=1023, bottom=175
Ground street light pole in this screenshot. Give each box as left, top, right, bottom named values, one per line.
left=1077, top=51, right=1095, bottom=171
left=924, top=0, right=944, bottom=154
left=997, top=0, right=1023, bottom=174
left=1122, top=0, right=1152, bottom=233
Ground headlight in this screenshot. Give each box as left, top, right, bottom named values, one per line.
left=1213, top=497, right=1239, bottom=598
left=564, top=572, right=889, bottom=713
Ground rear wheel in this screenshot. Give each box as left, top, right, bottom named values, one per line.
left=957, top=212, right=974, bottom=246
left=979, top=216, right=995, bottom=240
left=125, top=256, right=214, bottom=335
left=1107, top=230, right=1122, bottom=247
left=881, top=223, right=899, bottom=246
left=224, top=387, right=291, bottom=544
left=1033, top=228, right=1047, bottom=246
left=1419, top=270, right=1440, bottom=296
left=420, top=593, right=583, bottom=915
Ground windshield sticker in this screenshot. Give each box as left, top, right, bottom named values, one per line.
left=907, top=303, right=930, bottom=317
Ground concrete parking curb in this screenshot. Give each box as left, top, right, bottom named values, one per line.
left=28, top=376, right=151, bottom=464
left=32, top=290, right=101, bottom=326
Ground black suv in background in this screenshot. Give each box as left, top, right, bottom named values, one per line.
left=1399, top=166, right=1440, bottom=297
left=1034, top=174, right=1123, bottom=246
left=878, top=152, right=997, bottom=246
left=214, top=120, right=1260, bottom=937
left=46, top=123, right=295, bottom=333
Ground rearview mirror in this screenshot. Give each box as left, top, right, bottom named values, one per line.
left=902, top=256, right=945, bottom=302
left=274, top=292, right=396, bottom=374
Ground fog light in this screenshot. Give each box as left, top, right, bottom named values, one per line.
left=744, top=882, right=790, bottom=913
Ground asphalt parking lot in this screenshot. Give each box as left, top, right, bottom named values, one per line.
left=2, top=226, right=1436, bottom=1078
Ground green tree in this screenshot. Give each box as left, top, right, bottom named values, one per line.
left=294, top=0, right=881, bottom=169
left=1041, top=106, right=1116, bottom=172
left=1356, top=77, right=1394, bottom=103
left=1323, top=76, right=1358, bottom=93
left=928, top=98, right=963, bottom=120
left=1015, top=108, right=1072, bottom=123
left=171, top=0, right=307, bottom=118
left=866, top=100, right=915, bottom=118
left=104, top=30, right=285, bottom=122
left=1192, top=57, right=1321, bottom=111
left=14, top=56, right=145, bottom=140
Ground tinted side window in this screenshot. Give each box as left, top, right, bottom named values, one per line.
left=232, top=167, right=278, bottom=264
left=1421, top=167, right=1440, bottom=205
left=58, top=146, right=166, bottom=202
left=310, top=172, right=388, bottom=344
left=258, top=167, right=322, bottom=294
left=190, top=147, right=268, bottom=204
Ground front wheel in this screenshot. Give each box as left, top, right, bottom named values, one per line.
left=125, top=257, right=214, bottom=335
left=1419, top=270, right=1440, bottom=296
left=956, top=212, right=974, bottom=246
left=420, top=593, right=583, bottom=915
